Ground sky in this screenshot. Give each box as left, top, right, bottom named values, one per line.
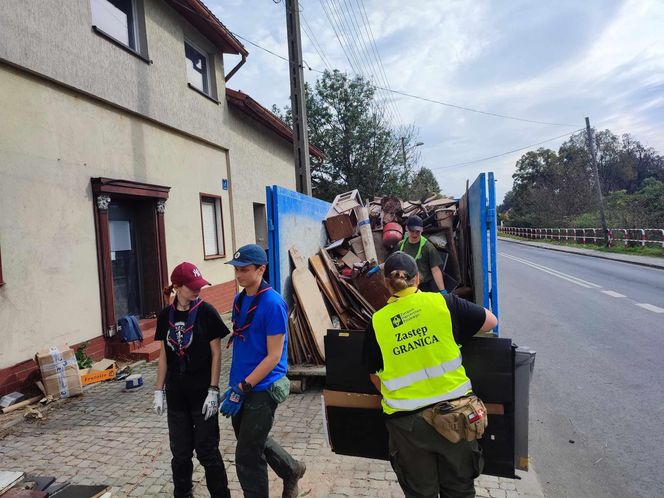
left=209, top=0, right=664, bottom=203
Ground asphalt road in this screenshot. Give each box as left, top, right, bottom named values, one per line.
left=497, top=240, right=664, bottom=498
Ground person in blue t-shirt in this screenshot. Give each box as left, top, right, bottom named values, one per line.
left=220, top=244, right=306, bottom=498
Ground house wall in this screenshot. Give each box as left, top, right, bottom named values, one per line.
left=0, top=0, right=228, bottom=145
left=224, top=109, right=297, bottom=249
left=0, top=0, right=300, bottom=386
left=0, top=65, right=234, bottom=370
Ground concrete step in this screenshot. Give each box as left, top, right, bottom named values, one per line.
left=129, top=341, right=161, bottom=362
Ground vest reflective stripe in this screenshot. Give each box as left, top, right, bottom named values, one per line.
left=382, top=354, right=463, bottom=391
left=399, top=235, right=428, bottom=260
left=372, top=290, right=472, bottom=415
left=383, top=380, right=472, bottom=411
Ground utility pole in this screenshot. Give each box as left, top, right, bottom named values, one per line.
left=285, top=0, right=312, bottom=195
left=585, top=117, right=609, bottom=246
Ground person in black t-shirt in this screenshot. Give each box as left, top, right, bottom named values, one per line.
left=153, top=262, right=231, bottom=498
left=362, top=252, right=497, bottom=498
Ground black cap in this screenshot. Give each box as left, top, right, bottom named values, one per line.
left=406, top=215, right=424, bottom=231
left=384, top=251, right=419, bottom=279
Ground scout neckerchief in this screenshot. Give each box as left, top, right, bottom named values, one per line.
left=227, top=280, right=272, bottom=348
left=167, top=298, right=203, bottom=374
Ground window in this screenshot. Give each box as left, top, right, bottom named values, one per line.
left=185, top=40, right=210, bottom=95
left=91, top=0, right=148, bottom=59
left=0, top=246, right=4, bottom=286
left=200, top=195, right=225, bottom=259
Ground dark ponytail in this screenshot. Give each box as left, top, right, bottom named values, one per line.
left=163, top=284, right=174, bottom=298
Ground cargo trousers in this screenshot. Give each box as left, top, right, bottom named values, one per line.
left=386, top=411, right=484, bottom=498
left=231, top=391, right=299, bottom=498
left=166, top=376, right=230, bottom=498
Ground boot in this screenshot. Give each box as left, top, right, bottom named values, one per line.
left=282, top=460, right=306, bottom=498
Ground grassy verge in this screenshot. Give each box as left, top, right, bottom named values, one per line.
left=498, top=233, right=664, bottom=258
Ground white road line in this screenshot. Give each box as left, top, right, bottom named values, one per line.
left=602, top=290, right=626, bottom=298
left=499, top=252, right=602, bottom=289
left=635, top=303, right=664, bottom=314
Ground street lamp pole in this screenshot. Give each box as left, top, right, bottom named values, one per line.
left=401, top=138, right=424, bottom=167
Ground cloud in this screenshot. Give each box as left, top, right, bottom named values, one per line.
left=209, top=0, right=664, bottom=203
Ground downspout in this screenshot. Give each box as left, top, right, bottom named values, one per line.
left=225, top=54, right=246, bottom=83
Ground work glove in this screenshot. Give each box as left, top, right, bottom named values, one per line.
left=202, top=388, right=220, bottom=421
left=153, top=389, right=166, bottom=416
left=440, top=289, right=449, bottom=296
left=367, top=265, right=381, bottom=276
left=219, top=386, right=245, bottom=418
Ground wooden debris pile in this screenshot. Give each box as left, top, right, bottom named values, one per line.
left=287, top=190, right=471, bottom=366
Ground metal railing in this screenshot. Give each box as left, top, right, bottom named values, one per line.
left=499, top=227, right=664, bottom=251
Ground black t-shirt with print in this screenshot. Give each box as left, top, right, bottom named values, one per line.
left=155, top=301, right=230, bottom=386
left=362, top=293, right=487, bottom=375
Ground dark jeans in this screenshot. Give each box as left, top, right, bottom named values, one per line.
left=386, top=413, right=483, bottom=498
left=232, top=391, right=299, bottom=498
left=166, top=382, right=230, bottom=498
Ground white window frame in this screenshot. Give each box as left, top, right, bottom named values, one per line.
left=185, top=39, right=212, bottom=96
left=90, top=0, right=141, bottom=52
left=200, top=194, right=225, bottom=259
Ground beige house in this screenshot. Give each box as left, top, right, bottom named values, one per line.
left=0, top=0, right=323, bottom=394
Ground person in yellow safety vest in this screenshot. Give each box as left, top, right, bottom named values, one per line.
left=363, top=251, right=498, bottom=498
left=400, top=215, right=447, bottom=294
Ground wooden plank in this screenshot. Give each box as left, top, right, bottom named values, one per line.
left=310, top=255, right=351, bottom=327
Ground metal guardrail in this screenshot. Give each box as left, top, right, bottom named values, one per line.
left=499, top=227, right=664, bottom=251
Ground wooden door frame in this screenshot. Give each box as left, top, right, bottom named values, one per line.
left=91, top=178, right=171, bottom=337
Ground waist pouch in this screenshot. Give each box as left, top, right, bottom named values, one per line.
left=419, top=394, right=488, bottom=443
left=268, top=376, right=290, bottom=404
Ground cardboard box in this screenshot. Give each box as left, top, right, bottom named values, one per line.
left=323, top=389, right=382, bottom=409
left=35, top=345, right=82, bottom=398
left=80, top=358, right=117, bottom=386
left=324, top=213, right=356, bottom=241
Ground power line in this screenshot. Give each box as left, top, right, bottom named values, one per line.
left=354, top=0, right=402, bottom=123
left=337, top=0, right=402, bottom=124
left=319, top=0, right=398, bottom=126
left=230, top=31, right=577, bottom=128
left=430, top=128, right=584, bottom=171
left=376, top=86, right=577, bottom=127
left=301, top=13, right=333, bottom=71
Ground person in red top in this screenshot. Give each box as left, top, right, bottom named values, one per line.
left=153, top=262, right=231, bottom=498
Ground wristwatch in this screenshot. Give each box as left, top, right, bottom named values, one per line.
left=240, top=380, right=253, bottom=393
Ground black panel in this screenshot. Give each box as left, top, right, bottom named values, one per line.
left=326, top=406, right=389, bottom=460
left=325, top=330, right=379, bottom=394
left=479, top=413, right=516, bottom=478
left=324, top=333, right=517, bottom=478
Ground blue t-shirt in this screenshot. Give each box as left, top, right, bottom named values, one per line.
left=229, top=288, right=289, bottom=391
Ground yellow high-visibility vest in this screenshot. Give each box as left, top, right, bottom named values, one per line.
left=399, top=235, right=428, bottom=260
left=372, top=287, right=472, bottom=415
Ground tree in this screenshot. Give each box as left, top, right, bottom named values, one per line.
left=406, top=167, right=441, bottom=201
left=499, top=129, right=664, bottom=227
left=274, top=70, right=421, bottom=201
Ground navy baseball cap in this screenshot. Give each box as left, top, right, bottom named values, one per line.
left=406, top=215, right=424, bottom=231
left=226, top=244, right=268, bottom=267
left=384, top=251, right=419, bottom=279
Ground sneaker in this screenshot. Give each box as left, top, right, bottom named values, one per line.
left=282, top=460, right=306, bottom=498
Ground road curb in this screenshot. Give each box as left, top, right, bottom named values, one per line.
left=498, top=237, right=664, bottom=270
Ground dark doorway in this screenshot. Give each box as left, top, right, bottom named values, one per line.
left=108, top=199, right=162, bottom=322
left=253, top=202, right=268, bottom=249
